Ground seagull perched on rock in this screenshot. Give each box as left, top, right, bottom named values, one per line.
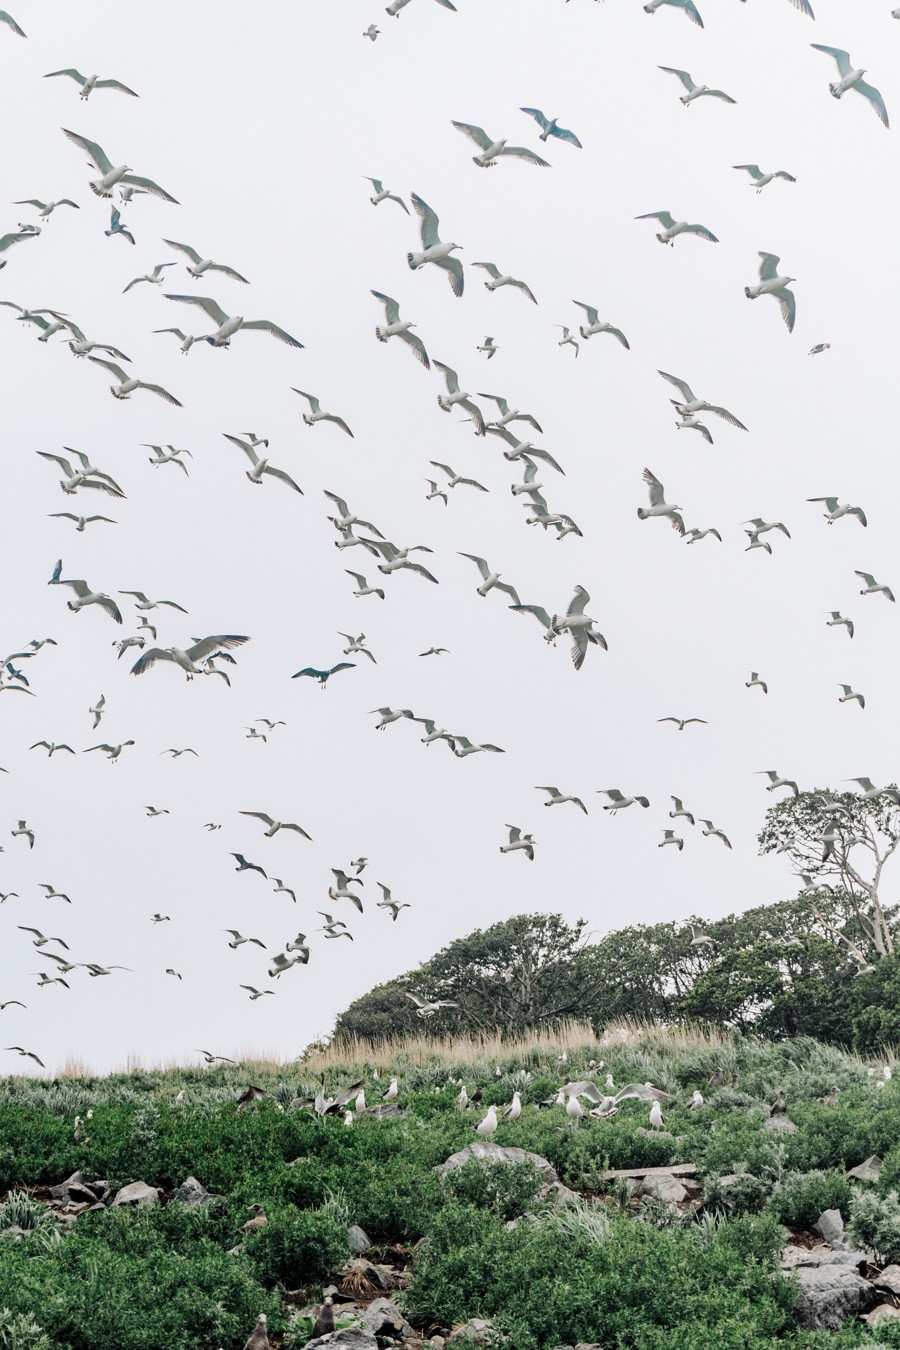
left=807, top=497, right=867, bottom=527
left=87, top=356, right=181, bottom=404
left=643, top=0, right=704, bottom=25
left=572, top=302, right=629, bottom=347
left=451, top=121, right=550, bottom=168
left=162, top=238, right=248, bottom=282
left=407, top=193, right=464, bottom=297
left=536, top=786, right=587, bottom=813
left=838, top=684, right=865, bottom=709
left=239, top=812, right=312, bottom=840
left=292, top=389, right=353, bottom=437
left=458, top=553, right=521, bottom=604
left=827, top=612, right=854, bottom=638
left=292, top=663, right=355, bottom=688
left=472, top=261, right=537, bottom=304
left=657, top=371, right=747, bottom=429
left=855, top=571, right=895, bottom=602
left=500, top=825, right=535, bottom=860
left=810, top=45, right=889, bottom=128
left=745, top=254, right=796, bottom=332
left=636, top=209, right=717, bottom=246
left=519, top=107, right=582, bottom=147
left=57, top=579, right=122, bottom=623
left=659, top=830, right=683, bottom=850
left=162, top=293, right=302, bottom=348
left=223, top=435, right=303, bottom=494
left=363, top=176, right=407, bottom=210
left=433, top=361, right=484, bottom=433
left=637, top=468, right=685, bottom=535
left=61, top=128, right=178, bottom=201
left=733, top=164, right=796, bottom=192
left=371, top=291, right=430, bottom=368
left=659, top=67, right=736, bottom=105
left=131, top=635, right=249, bottom=678
left=598, top=789, right=650, bottom=813
left=746, top=671, right=768, bottom=694
left=345, top=570, right=385, bottom=600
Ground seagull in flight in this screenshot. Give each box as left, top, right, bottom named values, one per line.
left=376, top=883, right=410, bottom=921
left=407, top=193, right=464, bottom=297
left=451, top=121, right=550, bottom=168
left=472, top=261, right=537, bottom=304
left=598, top=789, right=650, bottom=813
left=855, top=571, right=895, bottom=602
left=536, top=786, right=588, bottom=814
left=637, top=468, right=685, bottom=535
left=429, top=462, right=488, bottom=493
left=119, top=591, right=187, bottom=614
left=572, top=302, right=629, bottom=347
left=131, top=635, right=249, bottom=678
left=458, top=553, right=520, bottom=605
left=519, top=107, right=582, bottom=148
left=371, top=291, right=430, bottom=369
left=162, top=238, right=249, bottom=282
left=363, top=177, right=408, bottom=211
left=6, top=1047, right=45, bottom=1068
left=61, top=128, right=178, bottom=201
left=659, top=831, right=683, bottom=851
left=510, top=585, right=607, bottom=670
left=386, top=0, right=457, bottom=13
left=500, top=825, right=535, bottom=860
left=122, top=261, right=176, bottom=293
left=37, top=450, right=125, bottom=497
left=636, top=210, right=717, bottom=246
left=476, top=336, right=498, bottom=359
left=810, top=45, right=889, bottom=128
left=643, top=0, right=704, bottom=26
left=745, top=254, right=796, bottom=332
left=45, top=68, right=138, bottom=99
left=223, top=435, right=303, bottom=494
left=87, top=356, right=181, bottom=405
left=433, top=361, right=485, bottom=433
left=556, top=325, right=579, bottom=357
left=659, top=67, right=736, bottom=106
left=0, top=11, right=25, bottom=36
left=57, top=579, right=123, bottom=623
left=15, top=197, right=79, bottom=219
left=838, top=684, right=865, bottom=709
left=292, top=663, right=356, bottom=688
left=700, top=820, right=732, bottom=848
left=670, top=797, right=695, bottom=826
left=239, top=812, right=312, bottom=840
left=733, top=164, right=796, bottom=192
left=345, top=570, right=385, bottom=600
left=231, top=854, right=267, bottom=878
left=223, top=929, right=266, bottom=950
left=163, top=294, right=302, bottom=348
left=756, top=770, right=799, bottom=796
left=657, top=717, right=707, bottom=731
left=292, top=389, right=353, bottom=437
left=746, top=671, right=768, bottom=694
left=104, top=207, right=134, bottom=244
left=827, top=612, right=854, bottom=638
left=807, top=497, right=867, bottom=527
left=657, top=371, right=747, bottom=429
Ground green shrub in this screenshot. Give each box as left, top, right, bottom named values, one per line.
left=769, top=1170, right=853, bottom=1229
left=243, top=1207, right=347, bottom=1289
left=443, top=1160, right=543, bottom=1222
left=848, top=1188, right=900, bottom=1263
left=0, top=1308, right=51, bottom=1350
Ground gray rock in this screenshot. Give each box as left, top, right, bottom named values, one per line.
left=781, top=1247, right=867, bottom=1271
left=342, top=1258, right=399, bottom=1290
left=640, top=1175, right=689, bottom=1203
left=347, top=1223, right=372, bottom=1253
left=762, top=1114, right=797, bottom=1133
left=812, top=1209, right=845, bottom=1247
left=847, top=1154, right=882, bottom=1183
left=361, top=1297, right=414, bottom=1340
left=173, top=1176, right=212, bottom=1207
left=875, top=1263, right=900, bottom=1296
left=789, top=1265, right=876, bottom=1329
left=304, top=1332, right=378, bottom=1350
left=66, top=1180, right=100, bottom=1205
left=863, top=1303, right=900, bottom=1327
left=447, top=1320, right=496, bottom=1346
left=111, top=1181, right=159, bottom=1207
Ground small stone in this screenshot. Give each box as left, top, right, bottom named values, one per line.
left=347, top=1224, right=371, bottom=1253
left=304, top=1331, right=378, bottom=1349
left=111, top=1181, right=159, bottom=1207
left=640, top=1175, right=689, bottom=1203
left=173, top=1176, right=212, bottom=1207
left=762, top=1114, right=797, bottom=1133
left=875, top=1264, right=900, bottom=1295
left=847, top=1154, right=882, bottom=1183
left=863, top=1303, right=900, bottom=1327
left=813, top=1209, right=845, bottom=1247
left=362, top=1297, right=414, bottom=1340
left=447, top=1319, right=495, bottom=1346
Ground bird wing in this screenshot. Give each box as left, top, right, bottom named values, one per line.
left=328, top=663, right=356, bottom=675
left=494, top=581, right=521, bottom=604
left=509, top=603, right=552, bottom=629
left=451, top=120, right=492, bottom=150
left=186, top=635, right=248, bottom=662
left=657, top=370, right=695, bottom=402
left=37, top=451, right=75, bottom=476
left=240, top=318, right=303, bottom=347
left=473, top=264, right=502, bottom=283
left=602, top=789, right=626, bottom=802
left=398, top=328, right=430, bottom=367
left=685, top=223, right=718, bottom=242
left=119, top=174, right=179, bottom=203
left=854, top=78, right=890, bottom=127
left=96, top=78, right=139, bottom=95
left=0, top=232, right=37, bottom=253
left=613, top=1083, right=671, bottom=1104
left=208, top=261, right=249, bottom=282
left=811, top=44, right=852, bottom=77
left=458, top=552, right=491, bottom=581
left=636, top=211, right=675, bottom=228
left=757, top=252, right=780, bottom=282
left=681, top=0, right=704, bottom=25
left=573, top=300, right=600, bottom=325
left=262, top=465, right=303, bottom=493
left=58, top=578, right=90, bottom=598
left=0, top=11, right=26, bottom=35
left=61, top=128, right=113, bottom=174
left=240, top=812, right=275, bottom=827
left=775, top=286, right=796, bottom=333
left=87, top=356, right=129, bottom=382
left=734, top=164, right=763, bottom=180
left=163, top=238, right=202, bottom=264
left=511, top=278, right=538, bottom=303
left=670, top=512, right=686, bottom=537
left=136, top=381, right=182, bottom=407
left=659, top=66, right=695, bottom=92
left=433, top=360, right=460, bottom=394
left=501, top=145, right=551, bottom=166
left=433, top=254, right=464, bottom=297
left=705, top=405, right=747, bottom=431
left=164, top=293, right=230, bottom=325
left=552, top=125, right=582, bottom=148
left=370, top=289, right=401, bottom=325
left=707, top=90, right=736, bottom=103
left=506, top=825, right=522, bottom=843
left=459, top=477, right=488, bottom=491
left=485, top=424, right=517, bottom=448
left=567, top=585, right=590, bottom=616
left=519, top=106, right=550, bottom=132
left=293, top=388, right=320, bottom=412
left=410, top=192, right=441, bottom=247
left=129, top=647, right=178, bottom=675
left=643, top=467, right=665, bottom=506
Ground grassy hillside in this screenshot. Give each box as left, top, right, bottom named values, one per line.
left=1, top=1023, right=899, bottom=1349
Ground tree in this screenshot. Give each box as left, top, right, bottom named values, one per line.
left=332, top=979, right=425, bottom=1044
left=758, top=787, right=900, bottom=964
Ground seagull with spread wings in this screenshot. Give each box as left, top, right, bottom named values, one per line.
left=292, top=663, right=356, bottom=688
left=733, top=164, right=796, bottom=193
left=458, top=553, right=520, bottom=605
left=659, top=67, right=736, bottom=106
left=57, top=579, right=122, bottom=623
left=510, top=585, right=607, bottom=670
left=407, top=193, right=464, bottom=297
left=472, top=261, right=538, bottom=304
left=657, top=371, right=747, bottom=429
left=239, top=812, right=312, bottom=841
left=637, top=468, right=686, bottom=535
left=15, top=197, right=79, bottom=219
left=87, top=356, right=181, bottom=404
left=162, top=293, right=302, bottom=348
left=643, top=0, right=704, bottom=26
left=636, top=209, right=718, bottom=246
left=371, top=291, right=430, bottom=368
left=451, top=120, right=550, bottom=168
left=363, top=176, right=408, bottom=211
left=37, top=449, right=125, bottom=497
left=61, top=128, right=178, bottom=201
left=45, top=68, right=138, bottom=99
left=163, top=238, right=249, bottom=282
left=223, top=435, right=303, bottom=494
left=292, top=389, right=353, bottom=437
left=811, top=45, right=889, bottom=128
left=131, top=635, right=249, bottom=678
left=744, top=253, right=796, bottom=332
left=519, top=107, right=582, bottom=147
left=572, top=302, right=630, bottom=347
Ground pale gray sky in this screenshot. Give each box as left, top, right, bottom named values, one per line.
left=1, top=0, right=898, bottom=1073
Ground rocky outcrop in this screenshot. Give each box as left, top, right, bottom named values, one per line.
left=111, top=1181, right=159, bottom=1207
left=782, top=1246, right=875, bottom=1329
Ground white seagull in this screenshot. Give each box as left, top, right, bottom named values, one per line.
left=518, top=107, right=583, bottom=148
left=855, top=571, right=895, bottom=602
left=14, top=197, right=79, bottom=219
left=61, top=128, right=178, bottom=201
left=458, top=553, right=520, bottom=605
left=131, top=635, right=249, bottom=678
left=451, top=121, right=549, bottom=169
left=572, top=302, right=629, bottom=347
left=57, top=579, right=122, bottom=623
left=433, top=362, right=485, bottom=433
left=637, top=468, right=685, bottom=535
left=371, top=291, right=430, bottom=368
left=757, top=770, right=799, bottom=796
left=746, top=671, right=768, bottom=694
left=598, top=789, right=650, bottom=813
left=37, top=450, right=125, bottom=497
left=162, top=239, right=249, bottom=283
left=659, top=67, right=736, bottom=106
left=555, top=326, right=579, bottom=357
left=733, top=164, right=796, bottom=192
left=345, top=570, right=385, bottom=600
left=239, top=812, right=312, bottom=840
left=122, top=262, right=176, bottom=293
left=827, top=612, right=854, bottom=639
left=670, top=797, right=695, bottom=826
left=363, top=177, right=408, bottom=211
left=807, top=497, right=867, bottom=527
left=636, top=210, right=717, bottom=245
left=223, top=435, right=303, bottom=494
left=659, top=830, right=683, bottom=850
left=87, top=356, right=181, bottom=405
left=838, top=684, right=865, bottom=709
left=745, top=253, right=796, bottom=332
left=700, top=820, right=732, bottom=848
left=45, top=69, right=138, bottom=99
left=810, top=45, right=889, bottom=128
left=292, top=389, right=353, bottom=438
left=162, top=294, right=302, bottom=348
left=429, top=461, right=488, bottom=493
left=500, top=825, right=535, bottom=860
left=643, top=0, right=704, bottom=25
left=407, top=193, right=464, bottom=297
left=658, top=371, right=747, bottom=429
left=472, top=261, right=537, bottom=304
left=536, top=786, right=587, bottom=814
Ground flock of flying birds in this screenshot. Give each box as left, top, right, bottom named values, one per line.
left=0, top=1, right=897, bottom=1072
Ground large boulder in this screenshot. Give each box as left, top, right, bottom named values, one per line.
left=172, top=1176, right=214, bottom=1207
left=360, top=1297, right=415, bottom=1340
left=112, top=1181, right=159, bottom=1207
left=346, top=1224, right=372, bottom=1253
left=812, top=1209, right=846, bottom=1248
left=783, top=1248, right=875, bottom=1330
left=875, top=1264, right=900, bottom=1296
left=848, top=1155, right=882, bottom=1183
left=305, top=1332, right=378, bottom=1350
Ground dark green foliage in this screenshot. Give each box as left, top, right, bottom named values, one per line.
left=768, top=1170, right=853, bottom=1228
left=243, top=1207, right=348, bottom=1288
left=443, top=1160, right=543, bottom=1221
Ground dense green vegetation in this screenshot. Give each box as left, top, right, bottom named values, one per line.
left=1, top=1028, right=900, bottom=1347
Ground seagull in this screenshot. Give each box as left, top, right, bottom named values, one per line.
left=472, top=262, right=537, bottom=304
left=659, top=67, right=736, bottom=105
left=151, top=914, right=170, bottom=923
left=104, top=207, right=135, bottom=244
left=807, top=497, right=867, bottom=527
left=642, top=0, right=704, bottom=26
left=486, top=425, right=564, bottom=474
left=670, top=797, right=695, bottom=826
left=855, top=571, right=895, bottom=602
left=345, top=570, right=385, bottom=600
left=657, top=371, right=747, bottom=429
left=376, top=883, right=410, bottom=921
left=448, top=736, right=505, bottom=758
left=536, top=786, right=587, bottom=813
left=746, top=671, right=768, bottom=694
left=223, top=435, right=303, bottom=494
left=17, top=927, right=67, bottom=949
left=119, top=591, right=187, bottom=614
left=684, top=527, right=721, bottom=542
left=745, top=518, right=791, bottom=540
left=163, top=294, right=302, bottom=348
left=30, top=742, right=75, bottom=757
left=744, top=254, right=796, bottom=332
left=0, top=230, right=39, bottom=267
left=410, top=718, right=455, bottom=746
left=255, top=719, right=285, bottom=731
left=11, top=822, right=34, bottom=848
left=519, top=107, right=582, bottom=148
left=319, top=913, right=351, bottom=938
left=363, top=23, right=380, bottom=39
left=598, top=789, right=650, bottom=813
left=475, top=1105, right=498, bottom=1137
left=144, top=444, right=192, bottom=475
left=555, top=326, right=579, bottom=357
left=241, top=985, right=274, bottom=1000
left=324, top=491, right=382, bottom=536
left=329, top=869, right=365, bottom=912
left=809, top=342, right=831, bottom=356
left=371, top=707, right=415, bottom=731
left=510, top=586, right=607, bottom=670
left=84, top=741, right=135, bottom=763
left=153, top=327, right=197, bottom=353
left=57, top=579, right=123, bottom=624
left=231, top=854, right=267, bottom=879
left=83, top=963, right=133, bottom=978
left=45, top=68, right=138, bottom=98
left=657, top=718, right=707, bottom=731
left=363, top=176, right=407, bottom=211
left=61, top=320, right=130, bottom=361
left=476, top=336, right=498, bottom=359
left=733, top=164, right=796, bottom=193
left=0, top=1001, right=25, bottom=1010
left=37, top=450, right=125, bottom=497
left=458, top=553, right=520, bottom=605
left=571, top=302, right=629, bottom=347
left=637, top=468, right=685, bottom=535
left=87, top=356, right=181, bottom=405
left=810, top=45, right=889, bottom=128
left=371, top=291, right=430, bottom=368
left=131, top=635, right=249, bottom=678
left=239, top=813, right=312, bottom=840
left=339, top=633, right=376, bottom=663
left=292, top=664, right=355, bottom=688
left=223, top=930, right=266, bottom=950
left=386, top=0, right=457, bottom=13
left=194, top=1049, right=236, bottom=1065
left=649, top=1101, right=665, bottom=1130
left=757, top=770, right=799, bottom=796
left=501, top=825, right=536, bottom=861
left=15, top=197, right=79, bottom=219
left=162, top=238, right=248, bottom=282
left=699, top=820, right=732, bottom=848
left=49, top=512, right=117, bottom=531
left=6, top=1047, right=45, bottom=1068
left=429, top=462, right=488, bottom=494
left=636, top=210, right=717, bottom=246
left=352, top=858, right=368, bottom=874
left=479, top=395, right=542, bottom=433
left=0, top=11, right=25, bottom=36
left=364, top=538, right=439, bottom=584
left=433, top=362, right=484, bottom=433
left=407, top=193, right=464, bottom=297
left=292, top=389, right=353, bottom=437
left=61, top=129, right=178, bottom=201
left=827, top=612, right=854, bottom=638
left=659, top=830, right=683, bottom=850
left=122, top=262, right=176, bottom=293
left=505, top=1091, right=522, bottom=1121
left=451, top=121, right=550, bottom=168
left=846, top=778, right=900, bottom=805
left=838, top=684, right=865, bottom=709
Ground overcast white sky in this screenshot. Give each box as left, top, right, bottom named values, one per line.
left=1, top=0, right=898, bottom=1074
